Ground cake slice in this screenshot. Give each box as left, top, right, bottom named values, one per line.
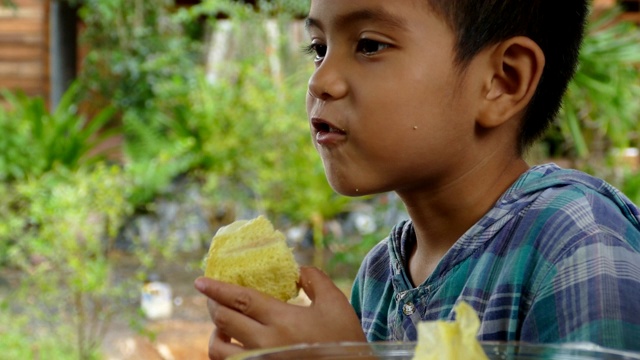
left=203, top=215, right=300, bottom=301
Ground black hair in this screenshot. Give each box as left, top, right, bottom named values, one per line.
left=426, top=0, right=589, bottom=153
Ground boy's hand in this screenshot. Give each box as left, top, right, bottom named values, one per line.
left=194, top=266, right=366, bottom=360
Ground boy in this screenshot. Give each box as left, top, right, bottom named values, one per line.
left=195, top=0, right=640, bottom=358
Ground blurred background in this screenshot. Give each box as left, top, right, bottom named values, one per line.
left=0, top=0, right=639, bottom=359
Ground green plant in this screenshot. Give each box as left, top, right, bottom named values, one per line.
left=622, top=169, right=640, bottom=205
left=0, top=182, right=27, bottom=266
left=0, top=0, right=16, bottom=9
left=68, top=0, right=208, bottom=209
left=183, top=0, right=310, bottom=20
left=121, top=107, right=199, bottom=208
left=75, top=0, right=201, bottom=114
left=116, top=0, right=350, bottom=225
left=327, top=230, right=388, bottom=280
left=5, top=164, right=134, bottom=360
left=0, top=84, right=117, bottom=182
left=189, top=60, right=351, bottom=224
left=0, top=303, right=76, bottom=360
left=552, top=7, right=640, bottom=160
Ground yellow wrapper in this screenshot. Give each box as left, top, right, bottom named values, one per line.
left=412, top=301, right=489, bottom=360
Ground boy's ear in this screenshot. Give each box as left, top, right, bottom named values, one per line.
left=478, top=36, right=545, bottom=128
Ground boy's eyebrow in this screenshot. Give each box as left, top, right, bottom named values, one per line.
left=305, top=8, right=408, bottom=32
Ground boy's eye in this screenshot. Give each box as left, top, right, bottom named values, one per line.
left=356, top=38, right=389, bottom=56
left=304, top=43, right=328, bottom=62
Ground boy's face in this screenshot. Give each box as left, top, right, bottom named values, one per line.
left=306, top=0, right=484, bottom=196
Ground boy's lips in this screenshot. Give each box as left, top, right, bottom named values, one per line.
left=311, top=117, right=347, bottom=145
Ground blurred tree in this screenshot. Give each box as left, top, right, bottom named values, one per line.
left=543, top=7, right=640, bottom=171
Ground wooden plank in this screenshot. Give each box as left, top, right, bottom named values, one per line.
left=0, top=0, right=48, bottom=101
left=1, top=76, right=45, bottom=92
left=42, top=0, right=49, bottom=107
left=0, top=61, right=42, bottom=77
left=0, top=6, right=43, bottom=19
left=0, top=43, right=42, bottom=60
left=1, top=76, right=44, bottom=87
left=0, top=32, right=42, bottom=43
left=5, top=0, right=45, bottom=7
left=0, top=18, right=42, bottom=33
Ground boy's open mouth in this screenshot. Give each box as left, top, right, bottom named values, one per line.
left=312, top=118, right=345, bottom=134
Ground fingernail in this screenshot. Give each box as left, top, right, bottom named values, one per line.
left=194, top=277, right=206, bottom=292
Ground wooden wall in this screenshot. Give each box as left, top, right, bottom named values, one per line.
left=0, top=0, right=48, bottom=98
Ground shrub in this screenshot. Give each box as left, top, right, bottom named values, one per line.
left=3, top=164, right=134, bottom=360
left=552, top=8, right=640, bottom=160
left=0, top=84, right=117, bottom=183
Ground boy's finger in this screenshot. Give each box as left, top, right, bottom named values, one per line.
left=298, top=266, right=339, bottom=302
left=209, top=329, right=244, bottom=360
left=195, top=276, right=282, bottom=323
left=209, top=300, right=269, bottom=348
left=213, top=327, right=232, bottom=344
left=207, top=298, right=216, bottom=322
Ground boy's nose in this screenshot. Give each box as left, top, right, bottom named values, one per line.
left=307, top=58, right=349, bottom=101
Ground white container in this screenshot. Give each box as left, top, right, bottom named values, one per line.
left=141, top=281, right=173, bottom=320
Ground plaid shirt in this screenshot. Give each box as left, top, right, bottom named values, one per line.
left=351, top=163, right=640, bottom=351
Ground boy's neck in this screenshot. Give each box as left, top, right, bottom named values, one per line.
left=398, top=157, right=530, bottom=286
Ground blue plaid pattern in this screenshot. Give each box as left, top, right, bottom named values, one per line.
left=351, top=164, right=640, bottom=350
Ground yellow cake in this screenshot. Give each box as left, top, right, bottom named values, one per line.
left=203, top=215, right=300, bottom=301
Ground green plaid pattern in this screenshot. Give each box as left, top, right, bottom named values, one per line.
left=351, top=164, right=640, bottom=351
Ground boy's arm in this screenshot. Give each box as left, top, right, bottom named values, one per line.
left=522, top=234, right=640, bottom=351
left=195, top=266, right=366, bottom=359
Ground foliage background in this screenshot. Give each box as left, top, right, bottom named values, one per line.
left=0, top=0, right=639, bottom=358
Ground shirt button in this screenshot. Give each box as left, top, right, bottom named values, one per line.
left=402, top=302, right=415, bottom=316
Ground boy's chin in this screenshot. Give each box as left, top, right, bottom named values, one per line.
left=329, top=182, right=370, bottom=197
